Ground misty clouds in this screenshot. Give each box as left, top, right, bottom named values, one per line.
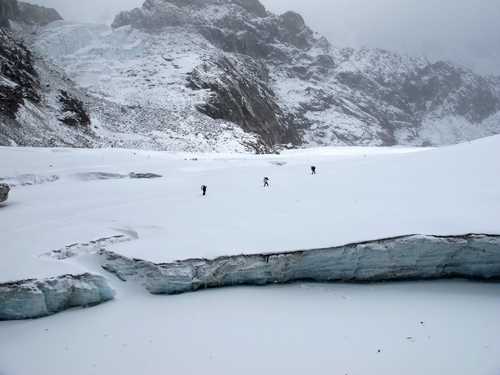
left=26, top=0, right=500, bottom=75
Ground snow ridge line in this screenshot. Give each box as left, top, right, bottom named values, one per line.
left=98, top=234, right=500, bottom=295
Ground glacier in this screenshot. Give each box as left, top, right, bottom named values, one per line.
left=99, top=234, right=500, bottom=295
left=0, top=273, right=115, bottom=320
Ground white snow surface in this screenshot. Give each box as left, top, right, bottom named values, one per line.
left=1, top=137, right=500, bottom=281
left=1, top=138, right=500, bottom=374
left=1, top=280, right=500, bottom=375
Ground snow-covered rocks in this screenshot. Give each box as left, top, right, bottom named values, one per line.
left=0, top=273, right=114, bottom=320
left=0, top=183, right=9, bottom=202
left=99, top=234, right=500, bottom=295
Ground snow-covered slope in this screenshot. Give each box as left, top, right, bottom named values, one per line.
left=22, top=0, right=500, bottom=151
left=1, top=136, right=500, bottom=373
left=2, top=0, right=500, bottom=151
left=0, top=26, right=98, bottom=147
left=30, top=21, right=262, bottom=152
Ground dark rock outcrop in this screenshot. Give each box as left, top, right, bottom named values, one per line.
left=0, top=273, right=115, bottom=320
left=58, top=90, right=91, bottom=127
left=0, top=28, right=40, bottom=120
left=187, top=55, right=299, bottom=147
left=0, top=183, right=9, bottom=202
left=99, top=234, right=500, bottom=295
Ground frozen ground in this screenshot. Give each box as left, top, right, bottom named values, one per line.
left=1, top=137, right=500, bottom=374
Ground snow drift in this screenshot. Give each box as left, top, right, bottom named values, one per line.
left=0, top=273, right=114, bottom=320
left=99, top=234, right=500, bottom=295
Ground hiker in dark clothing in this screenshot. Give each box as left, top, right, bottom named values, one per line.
left=201, top=185, right=207, bottom=196
left=311, top=166, right=317, bottom=175
left=263, top=177, right=270, bottom=188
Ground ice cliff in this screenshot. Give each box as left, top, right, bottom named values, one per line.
left=0, top=273, right=114, bottom=320
left=99, top=234, right=500, bottom=295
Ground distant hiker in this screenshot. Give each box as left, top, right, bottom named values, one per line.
left=311, top=166, right=317, bottom=175
left=201, top=185, right=207, bottom=196
left=263, top=177, right=270, bottom=188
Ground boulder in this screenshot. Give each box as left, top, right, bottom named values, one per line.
left=0, top=183, right=10, bottom=202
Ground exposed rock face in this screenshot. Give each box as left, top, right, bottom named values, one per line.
left=99, top=234, right=500, bottom=295
left=187, top=55, right=299, bottom=147
left=0, top=183, right=9, bottom=202
left=0, top=0, right=62, bottom=28
left=58, top=90, right=91, bottom=127
left=0, top=28, right=40, bottom=119
left=0, top=273, right=115, bottom=320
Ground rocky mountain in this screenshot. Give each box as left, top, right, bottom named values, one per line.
left=108, top=0, right=500, bottom=147
left=1, top=0, right=500, bottom=151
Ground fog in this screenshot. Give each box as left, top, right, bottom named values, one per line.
left=26, top=0, right=500, bottom=75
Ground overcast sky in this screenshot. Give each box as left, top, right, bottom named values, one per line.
left=28, top=0, right=500, bottom=75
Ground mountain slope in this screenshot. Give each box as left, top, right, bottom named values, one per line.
left=2, top=0, right=500, bottom=150
left=0, top=26, right=95, bottom=147
left=107, top=0, right=500, bottom=147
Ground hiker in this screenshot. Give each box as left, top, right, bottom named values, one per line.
left=311, top=166, right=317, bottom=175
left=201, top=185, right=207, bottom=196
left=263, top=177, right=270, bottom=188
